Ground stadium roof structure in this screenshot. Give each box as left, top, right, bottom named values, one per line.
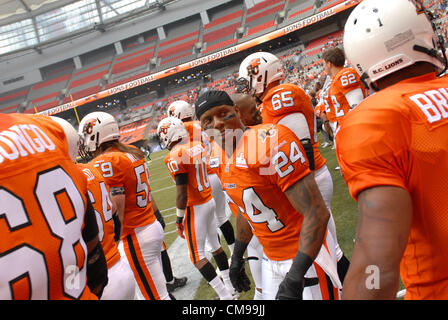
left=0, top=0, right=170, bottom=56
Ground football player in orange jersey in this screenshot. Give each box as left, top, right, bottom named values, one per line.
left=78, top=111, right=171, bottom=300
left=322, top=47, right=369, bottom=127
left=338, top=0, right=448, bottom=299
left=0, top=114, right=107, bottom=300
left=52, top=116, right=136, bottom=300
left=196, top=90, right=340, bottom=300
left=158, top=116, right=235, bottom=300
left=238, top=51, right=350, bottom=287
left=228, top=92, right=264, bottom=300
left=167, top=100, right=236, bottom=256
left=314, top=76, right=333, bottom=148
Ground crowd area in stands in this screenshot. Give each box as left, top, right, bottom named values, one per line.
left=115, top=0, right=448, bottom=131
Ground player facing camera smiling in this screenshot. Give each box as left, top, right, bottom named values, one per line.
left=195, top=90, right=341, bottom=300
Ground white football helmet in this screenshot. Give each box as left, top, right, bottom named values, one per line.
left=50, top=116, right=80, bottom=162
left=78, top=111, right=120, bottom=153
left=343, top=0, right=447, bottom=90
left=167, top=100, right=194, bottom=121
left=238, top=51, right=285, bottom=96
left=157, top=116, right=188, bottom=150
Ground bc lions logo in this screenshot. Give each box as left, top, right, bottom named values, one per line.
left=83, top=118, right=98, bottom=135
left=159, top=122, right=171, bottom=135
left=258, top=125, right=277, bottom=143
left=168, top=106, right=176, bottom=117
left=247, top=58, right=261, bottom=76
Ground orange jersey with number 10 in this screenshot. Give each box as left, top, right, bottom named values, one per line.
left=260, top=83, right=327, bottom=171
left=164, top=140, right=212, bottom=207
left=0, top=114, right=97, bottom=300
left=92, top=149, right=155, bottom=239
left=77, top=163, right=121, bottom=269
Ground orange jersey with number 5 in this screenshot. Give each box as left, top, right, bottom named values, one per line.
left=164, top=140, right=212, bottom=207
left=77, top=163, right=121, bottom=269
left=92, top=149, right=155, bottom=239
left=260, top=83, right=327, bottom=171
left=220, top=123, right=311, bottom=260
left=0, top=114, right=97, bottom=300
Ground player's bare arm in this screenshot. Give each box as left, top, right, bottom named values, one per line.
left=175, top=183, right=188, bottom=210
left=111, top=194, right=125, bottom=240
left=285, top=173, right=330, bottom=258
left=342, top=186, right=412, bottom=299
left=175, top=181, right=188, bottom=239
left=275, top=173, right=330, bottom=299
left=229, top=210, right=253, bottom=293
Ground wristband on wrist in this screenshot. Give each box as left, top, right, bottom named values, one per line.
left=176, top=208, right=185, bottom=218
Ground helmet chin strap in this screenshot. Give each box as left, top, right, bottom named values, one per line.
left=415, top=6, right=448, bottom=76
left=360, top=72, right=379, bottom=92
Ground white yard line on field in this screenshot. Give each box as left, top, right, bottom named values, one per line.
left=151, top=185, right=175, bottom=193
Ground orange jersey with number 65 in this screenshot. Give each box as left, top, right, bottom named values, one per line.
left=260, top=83, right=327, bottom=171
left=220, top=123, right=311, bottom=261
left=164, top=140, right=212, bottom=207
left=92, top=149, right=155, bottom=239
left=77, top=163, right=121, bottom=269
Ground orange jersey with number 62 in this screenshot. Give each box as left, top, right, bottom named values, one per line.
left=329, top=67, right=368, bottom=122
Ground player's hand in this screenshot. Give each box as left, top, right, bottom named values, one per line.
left=176, top=217, right=185, bottom=239
left=229, top=257, right=251, bottom=293
left=275, top=271, right=304, bottom=300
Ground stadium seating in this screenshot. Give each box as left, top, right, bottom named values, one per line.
left=157, top=17, right=201, bottom=68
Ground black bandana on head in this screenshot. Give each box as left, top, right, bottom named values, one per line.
left=194, top=90, right=235, bottom=120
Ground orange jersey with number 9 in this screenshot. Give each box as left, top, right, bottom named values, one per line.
left=0, top=114, right=97, bottom=300
left=77, top=163, right=121, bottom=269
left=164, top=141, right=212, bottom=207
left=220, top=124, right=311, bottom=260
left=260, top=83, right=327, bottom=171
left=92, top=149, right=155, bottom=239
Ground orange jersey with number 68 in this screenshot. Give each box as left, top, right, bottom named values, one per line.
left=0, top=114, right=97, bottom=300
left=92, top=149, right=155, bottom=239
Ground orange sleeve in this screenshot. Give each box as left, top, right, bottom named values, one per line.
left=165, top=146, right=190, bottom=182
left=335, top=102, right=409, bottom=200
left=336, top=69, right=362, bottom=94
left=255, top=125, right=311, bottom=192
left=93, top=153, right=129, bottom=188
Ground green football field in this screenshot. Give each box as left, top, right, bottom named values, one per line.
left=147, top=133, right=400, bottom=300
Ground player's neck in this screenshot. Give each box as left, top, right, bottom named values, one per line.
left=260, top=81, right=280, bottom=101
left=222, top=127, right=246, bottom=159
left=330, top=66, right=343, bottom=78
left=375, top=62, right=436, bottom=90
